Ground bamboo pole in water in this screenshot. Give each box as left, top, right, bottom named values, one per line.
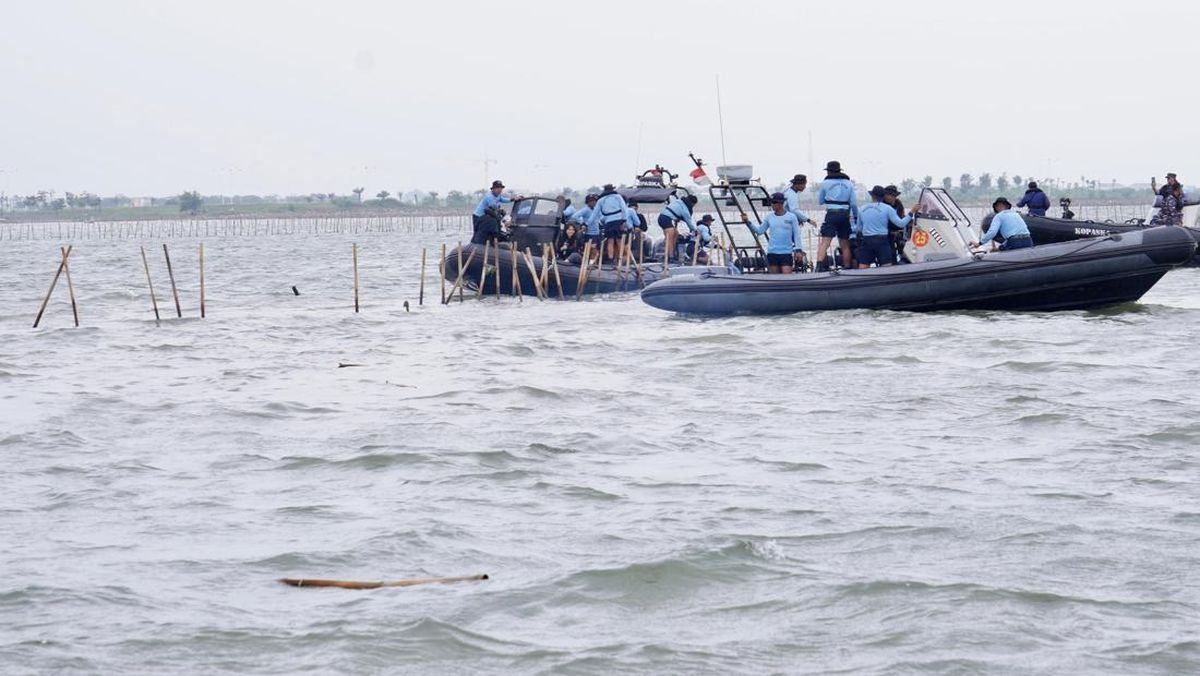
left=60, top=246, right=79, bottom=327
left=440, top=243, right=447, bottom=304
left=575, top=240, right=593, bottom=300
left=510, top=242, right=522, bottom=301
left=418, top=247, right=427, bottom=306
left=163, top=244, right=182, bottom=318
left=32, top=245, right=72, bottom=328
left=457, top=241, right=465, bottom=303
left=550, top=250, right=565, bottom=300
left=522, top=247, right=546, bottom=300
left=199, top=242, right=206, bottom=318
left=493, top=241, right=501, bottom=300
left=477, top=239, right=490, bottom=300
left=352, top=243, right=360, bottom=313
left=279, top=573, right=488, bottom=589
left=442, top=250, right=478, bottom=303
left=140, top=245, right=161, bottom=321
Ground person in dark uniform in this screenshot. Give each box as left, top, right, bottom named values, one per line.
left=882, top=185, right=909, bottom=263
left=1016, top=181, right=1050, bottom=216
left=470, top=206, right=509, bottom=245
left=1152, top=172, right=1183, bottom=198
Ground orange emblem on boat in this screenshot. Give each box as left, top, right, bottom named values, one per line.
left=912, top=230, right=929, bottom=247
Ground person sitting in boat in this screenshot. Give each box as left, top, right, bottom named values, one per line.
left=816, top=160, right=859, bottom=272
left=855, top=186, right=918, bottom=268
left=972, top=197, right=1033, bottom=250
left=784, top=174, right=818, bottom=228
left=741, top=192, right=802, bottom=273
left=470, top=206, right=510, bottom=245
left=472, top=180, right=521, bottom=233
left=658, top=194, right=699, bottom=263
left=1150, top=183, right=1185, bottom=226
left=1152, top=172, right=1183, bottom=198
left=555, top=221, right=583, bottom=264
left=588, top=184, right=631, bottom=263
left=1016, top=181, right=1050, bottom=217
left=882, top=185, right=909, bottom=264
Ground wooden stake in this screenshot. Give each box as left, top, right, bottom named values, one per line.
left=442, top=250, right=478, bottom=304
left=440, top=243, right=447, bottom=304
left=457, top=241, right=464, bottom=303
left=199, top=242, right=206, bottom=318
left=163, top=244, right=182, bottom=318
left=60, top=246, right=79, bottom=327
left=510, top=242, right=523, bottom=301
left=418, top=247, right=427, bottom=306
left=140, top=245, right=161, bottom=321
left=32, top=245, right=72, bottom=328
left=575, top=240, right=593, bottom=300
left=493, top=240, right=501, bottom=300
left=280, top=573, right=488, bottom=590
left=522, top=247, right=546, bottom=300
left=352, top=242, right=360, bottom=312
left=477, top=239, right=491, bottom=300
left=550, top=249, right=565, bottom=300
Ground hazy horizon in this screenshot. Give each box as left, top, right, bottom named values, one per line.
left=3, top=0, right=1196, bottom=198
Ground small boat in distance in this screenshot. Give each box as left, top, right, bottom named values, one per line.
left=1023, top=196, right=1200, bottom=266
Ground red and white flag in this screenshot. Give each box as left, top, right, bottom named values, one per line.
left=689, top=166, right=711, bottom=186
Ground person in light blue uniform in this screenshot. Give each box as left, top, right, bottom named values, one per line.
left=784, top=173, right=817, bottom=269
left=816, top=160, right=859, bottom=272
left=625, top=202, right=648, bottom=258
left=472, top=180, right=518, bottom=232
left=587, top=184, right=630, bottom=262
left=742, top=192, right=802, bottom=273
left=973, top=197, right=1033, bottom=250
left=571, top=193, right=598, bottom=228
left=855, top=186, right=920, bottom=268
left=690, top=214, right=717, bottom=264
left=657, top=195, right=698, bottom=263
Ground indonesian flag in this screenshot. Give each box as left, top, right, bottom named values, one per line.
left=689, top=166, right=711, bottom=186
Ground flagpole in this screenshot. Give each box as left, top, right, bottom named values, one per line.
left=716, top=74, right=727, bottom=167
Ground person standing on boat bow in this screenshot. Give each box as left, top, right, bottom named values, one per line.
left=816, top=161, right=859, bottom=272
left=587, top=184, right=631, bottom=263
left=1150, top=183, right=1185, bottom=225
left=742, top=192, right=802, bottom=274
left=658, top=194, right=699, bottom=263
left=855, top=186, right=919, bottom=268
left=1016, top=181, right=1050, bottom=217
left=972, top=197, right=1033, bottom=251
left=472, top=180, right=521, bottom=233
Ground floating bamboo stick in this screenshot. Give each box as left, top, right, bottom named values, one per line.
left=352, top=243, right=360, bottom=312
left=140, top=245, right=161, bottom=321
left=32, top=245, right=72, bottom=328
left=199, top=242, right=206, bottom=318
left=279, top=574, right=488, bottom=590
left=163, top=244, right=182, bottom=318
left=418, top=247, right=427, bottom=306
left=60, top=246, right=79, bottom=327
left=440, top=243, right=447, bottom=304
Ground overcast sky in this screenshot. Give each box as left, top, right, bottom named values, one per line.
left=2, top=0, right=1196, bottom=197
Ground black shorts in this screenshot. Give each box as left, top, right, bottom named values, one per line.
left=820, top=209, right=852, bottom=239
left=766, top=252, right=793, bottom=268
left=603, top=221, right=624, bottom=239
left=1000, top=235, right=1033, bottom=250
left=584, top=233, right=603, bottom=247
left=856, top=235, right=894, bottom=267
left=657, top=213, right=675, bottom=231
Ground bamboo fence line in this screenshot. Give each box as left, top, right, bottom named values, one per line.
left=0, top=215, right=475, bottom=241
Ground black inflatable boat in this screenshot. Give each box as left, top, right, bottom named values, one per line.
left=641, top=226, right=1196, bottom=315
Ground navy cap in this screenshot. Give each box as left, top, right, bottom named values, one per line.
left=791, top=174, right=807, bottom=183
left=698, top=214, right=714, bottom=223
left=770, top=192, right=787, bottom=203
left=869, top=185, right=887, bottom=199
left=491, top=180, right=505, bottom=189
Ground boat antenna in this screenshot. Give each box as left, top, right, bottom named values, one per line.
left=715, top=75, right=727, bottom=167
left=634, top=120, right=644, bottom=179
